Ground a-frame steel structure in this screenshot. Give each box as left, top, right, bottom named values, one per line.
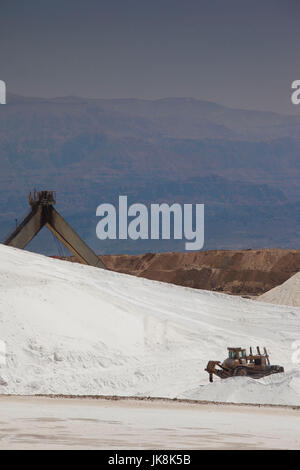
left=4, top=190, right=106, bottom=269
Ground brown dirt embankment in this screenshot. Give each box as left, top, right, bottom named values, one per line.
left=100, top=249, right=300, bottom=296
left=57, top=249, right=300, bottom=296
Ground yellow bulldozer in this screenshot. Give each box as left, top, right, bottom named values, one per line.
left=205, top=346, right=284, bottom=382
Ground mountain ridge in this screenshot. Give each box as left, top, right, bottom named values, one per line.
left=0, top=94, right=299, bottom=253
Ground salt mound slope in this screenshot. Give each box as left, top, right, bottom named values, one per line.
left=258, top=272, right=300, bottom=307
left=0, top=244, right=300, bottom=405
left=183, top=369, right=300, bottom=406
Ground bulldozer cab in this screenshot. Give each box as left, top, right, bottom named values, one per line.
left=227, top=348, right=247, bottom=360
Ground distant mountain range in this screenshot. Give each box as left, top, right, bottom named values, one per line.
left=0, top=94, right=299, bottom=255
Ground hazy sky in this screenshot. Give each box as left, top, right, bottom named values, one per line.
left=1, top=0, right=300, bottom=114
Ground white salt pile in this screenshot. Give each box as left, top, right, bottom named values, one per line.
left=0, top=244, right=300, bottom=405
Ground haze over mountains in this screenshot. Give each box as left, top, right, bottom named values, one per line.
left=0, top=94, right=299, bottom=255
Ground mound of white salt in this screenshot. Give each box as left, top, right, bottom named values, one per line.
left=258, top=272, right=300, bottom=307
left=0, top=244, right=300, bottom=405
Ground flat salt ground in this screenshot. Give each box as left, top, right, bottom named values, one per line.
left=258, top=271, right=300, bottom=307
left=1, top=396, right=300, bottom=450
left=0, top=244, right=300, bottom=405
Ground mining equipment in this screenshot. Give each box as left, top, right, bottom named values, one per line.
left=4, top=190, right=106, bottom=269
left=205, top=346, right=284, bottom=382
